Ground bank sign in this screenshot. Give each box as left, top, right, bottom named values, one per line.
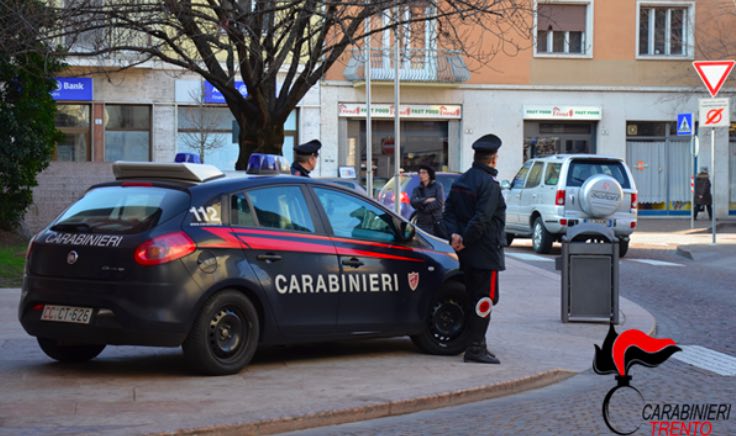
left=51, top=78, right=93, bottom=101
left=203, top=81, right=248, bottom=104
left=338, top=103, right=462, bottom=119
left=523, top=105, right=602, bottom=120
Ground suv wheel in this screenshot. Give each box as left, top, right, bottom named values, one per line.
left=37, top=338, right=106, bottom=362
left=532, top=217, right=554, bottom=254
left=183, top=290, right=259, bottom=375
left=619, top=239, right=630, bottom=258
left=411, top=281, right=472, bottom=355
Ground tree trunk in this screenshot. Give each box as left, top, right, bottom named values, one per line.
left=234, top=117, right=286, bottom=170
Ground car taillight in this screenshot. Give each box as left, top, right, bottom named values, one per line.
left=134, top=231, right=196, bottom=266
left=555, top=190, right=566, bottom=206
left=631, top=193, right=638, bottom=209
left=400, top=192, right=410, bottom=204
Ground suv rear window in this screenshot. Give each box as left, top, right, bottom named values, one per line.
left=566, top=160, right=631, bottom=189
left=53, top=186, right=190, bottom=234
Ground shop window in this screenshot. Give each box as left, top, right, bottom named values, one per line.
left=104, top=105, right=151, bottom=162
left=536, top=2, right=590, bottom=56
left=54, top=104, right=91, bottom=161
left=638, top=3, right=693, bottom=58
left=186, top=109, right=298, bottom=170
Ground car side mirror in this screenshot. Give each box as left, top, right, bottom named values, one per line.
left=500, top=180, right=511, bottom=190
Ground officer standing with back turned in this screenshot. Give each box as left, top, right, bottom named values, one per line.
left=290, top=139, right=322, bottom=177
left=443, top=134, right=506, bottom=364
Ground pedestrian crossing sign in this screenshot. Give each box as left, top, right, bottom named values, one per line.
left=677, top=113, right=694, bottom=136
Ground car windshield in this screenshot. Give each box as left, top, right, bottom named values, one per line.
left=566, top=160, right=631, bottom=189
left=53, top=186, right=189, bottom=234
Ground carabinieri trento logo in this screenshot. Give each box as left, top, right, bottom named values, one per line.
left=593, top=325, right=681, bottom=435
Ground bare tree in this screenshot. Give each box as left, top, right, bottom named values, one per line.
left=179, top=88, right=227, bottom=164
left=49, top=0, right=533, bottom=169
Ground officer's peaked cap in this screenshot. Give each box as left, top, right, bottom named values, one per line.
left=294, top=139, right=322, bottom=155
left=472, top=134, right=502, bottom=153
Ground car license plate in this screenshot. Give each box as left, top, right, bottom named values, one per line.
left=40, top=305, right=93, bottom=324
left=583, top=218, right=614, bottom=227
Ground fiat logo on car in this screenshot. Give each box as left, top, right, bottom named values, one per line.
left=66, top=250, right=79, bottom=265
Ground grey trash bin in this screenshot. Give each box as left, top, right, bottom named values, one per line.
left=556, top=223, right=620, bottom=324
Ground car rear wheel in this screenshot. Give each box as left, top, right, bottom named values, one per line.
left=411, top=281, right=472, bottom=355
left=37, top=338, right=106, bottom=362
left=505, top=232, right=515, bottom=247
left=183, top=290, right=259, bottom=375
left=532, top=217, right=553, bottom=254
left=619, top=239, right=630, bottom=258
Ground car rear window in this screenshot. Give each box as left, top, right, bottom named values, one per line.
left=53, top=186, right=190, bottom=234
left=436, top=175, right=459, bottom=196
left=566, top=160, right=631, bottom=189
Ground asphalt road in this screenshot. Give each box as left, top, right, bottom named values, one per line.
left=289, top=241, right=736, bottom=435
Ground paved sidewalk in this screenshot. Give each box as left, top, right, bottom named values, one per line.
left=0, top=258, right=654, bottom=436
left=632, top=218, right=736, bottom=263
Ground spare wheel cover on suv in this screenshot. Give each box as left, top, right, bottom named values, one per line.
left=578, top=174, right=623, bottom=218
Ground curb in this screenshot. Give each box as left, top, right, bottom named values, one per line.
left=163, top=369, right=575, bottom=435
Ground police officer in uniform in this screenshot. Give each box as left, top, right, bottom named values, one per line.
left=290, top=139, right=322, bottom=177
left=443, top=134, right=506, bottom=364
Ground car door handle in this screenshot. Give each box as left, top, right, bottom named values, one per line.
left=257, top=253, right=282, bottom=262
left=341, top=258, right=364, bottom=268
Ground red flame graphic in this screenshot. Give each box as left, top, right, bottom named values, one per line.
left=612, top=329, right=678, bottom=376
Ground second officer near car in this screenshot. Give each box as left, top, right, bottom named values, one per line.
left=443, top=134, right=506, bottom=364
left=290, top=139, right=322, bottom=177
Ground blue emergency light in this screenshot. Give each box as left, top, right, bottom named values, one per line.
left=175, top=152, right=202, bottom=164
left=246, top=153, right=290, bottom=175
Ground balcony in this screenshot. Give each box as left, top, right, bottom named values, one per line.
left=344, top=47, right=470, bottom=83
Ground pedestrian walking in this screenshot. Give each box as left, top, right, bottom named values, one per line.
left=410, top=165, right=446, bottom=238
left=443, top=134, right=506, bottom=364
left=694, top=167, right=713, bottom=220
left=290, top=139, right=321, bottom=177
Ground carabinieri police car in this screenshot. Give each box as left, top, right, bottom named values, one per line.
left=19, top=160, right=470, bottom=375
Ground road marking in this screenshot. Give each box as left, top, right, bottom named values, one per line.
left=626, top=259, right=685, bottom=267
left=672, top=345, right=736, bottom=376
left=506, top=252, right=554, bottom=263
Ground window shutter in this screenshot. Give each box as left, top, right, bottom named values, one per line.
left=538, top=4, right=586, bottom=32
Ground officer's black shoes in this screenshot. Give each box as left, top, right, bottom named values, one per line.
left=463, top=347, right=500, bottom=364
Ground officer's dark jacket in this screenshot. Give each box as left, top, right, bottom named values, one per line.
left=443, top=162, right=506, bottom=271
left=290, top=162, right=311, bottom=177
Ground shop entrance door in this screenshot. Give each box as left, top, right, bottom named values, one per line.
left=626, top=122, right=691, bottom=215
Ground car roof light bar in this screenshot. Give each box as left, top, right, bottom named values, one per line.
left=112, top=161, right=225, bottom=183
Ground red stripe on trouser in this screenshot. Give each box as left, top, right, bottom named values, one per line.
left=489, top=270, right=497, bottom=302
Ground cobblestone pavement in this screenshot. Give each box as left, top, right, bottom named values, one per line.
left=288, top=244, right=736, bottom=435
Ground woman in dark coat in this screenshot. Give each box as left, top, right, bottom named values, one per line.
left=694, top=167, right=713, bottom=220
left=410, top=165, right=445, bottom=237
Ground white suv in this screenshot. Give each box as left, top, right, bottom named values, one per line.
left=502, top=155, right=638, bottom=257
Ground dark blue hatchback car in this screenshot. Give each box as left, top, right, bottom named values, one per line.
left=20, top=162, right=472, bottom=375
left=377, top=172, right=460, bottom=220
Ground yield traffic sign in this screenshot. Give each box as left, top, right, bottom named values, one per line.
left=692, top=60, right=735, bottom=98
left=699, top=98, right=730, bottom=128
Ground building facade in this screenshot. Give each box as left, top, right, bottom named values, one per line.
left=320, top=0, right=736, bottom=218
left=23, top=0, right=736, bottom=232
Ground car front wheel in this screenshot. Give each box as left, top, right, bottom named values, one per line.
left=411, top=281, right=472, bottom=355
left=37, top=338, right=106, bottom=362
left=183, top=290, right=259, bottom=375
